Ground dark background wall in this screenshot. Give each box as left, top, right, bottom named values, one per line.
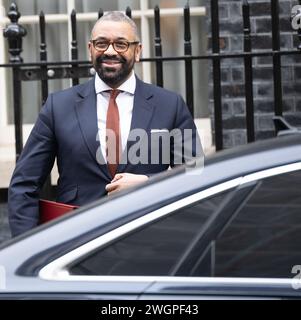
left=205, top=0, right=301, bottom=148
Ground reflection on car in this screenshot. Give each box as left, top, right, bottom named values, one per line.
left=1, top=132, right=301, bottom=299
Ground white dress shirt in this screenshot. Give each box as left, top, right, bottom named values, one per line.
left=95, top=72, right=136, bottom=163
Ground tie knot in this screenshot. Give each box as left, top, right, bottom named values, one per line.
left=110, top=89, right=120, bottom=100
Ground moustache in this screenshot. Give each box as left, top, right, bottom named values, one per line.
left=96, top=56, right=126, bottom=64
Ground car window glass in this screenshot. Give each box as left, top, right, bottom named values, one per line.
left=209, top=169, right=301, bottom=278
left=69, top=190, right=233, bottom=276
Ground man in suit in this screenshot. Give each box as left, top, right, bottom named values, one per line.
left=8, top=11, right=203, bottom=237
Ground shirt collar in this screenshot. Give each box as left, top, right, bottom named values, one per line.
left=94, top=71, right=136, bottom=95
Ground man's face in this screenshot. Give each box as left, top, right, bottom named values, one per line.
left=89, top=20, right=141, bottom=88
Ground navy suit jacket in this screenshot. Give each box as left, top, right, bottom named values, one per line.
left=8, top=77, right=202, bottom=237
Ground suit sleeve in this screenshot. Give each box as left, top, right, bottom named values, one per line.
left=170, top=94, right=204, bottom=167
left=8, top=94, right=57, bottom=237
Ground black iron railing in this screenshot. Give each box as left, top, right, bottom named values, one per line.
left=2, top=0, right=301, bottom=162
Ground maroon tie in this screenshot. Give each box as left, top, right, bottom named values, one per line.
left=106, top=90, right=121, bottom=178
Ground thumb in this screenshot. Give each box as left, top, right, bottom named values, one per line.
left=111, top=173, right=123, bottom=183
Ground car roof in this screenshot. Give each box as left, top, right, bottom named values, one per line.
left=207, top=132, right=301, bottom=165
left=204, top=133, right=301, bottom=177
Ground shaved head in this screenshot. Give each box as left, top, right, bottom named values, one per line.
left=91, top=11, right=140, bottom=41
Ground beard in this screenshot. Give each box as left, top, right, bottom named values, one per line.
left=94, top=55, right=135, bottom=87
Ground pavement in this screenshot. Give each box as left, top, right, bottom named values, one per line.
left=0, top=203, right=11, bottom=245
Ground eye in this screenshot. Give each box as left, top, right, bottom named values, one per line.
left=94, top=40, right=109, bottom=49
left=114, top=42, right=128, bottom=50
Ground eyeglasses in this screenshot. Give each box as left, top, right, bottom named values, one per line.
left=90, top=39, right=140, bottom=53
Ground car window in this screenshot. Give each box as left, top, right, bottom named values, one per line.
left=195, top=169, right=301, bottom=278
left=69, top=190, right=233, bottom=276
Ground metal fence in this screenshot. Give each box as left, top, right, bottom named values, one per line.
left=2, top=0, right=301, bottom=162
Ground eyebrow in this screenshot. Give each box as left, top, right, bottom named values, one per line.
left=93, top=37, right=129, bottom=41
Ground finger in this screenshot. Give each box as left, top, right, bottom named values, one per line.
left=107, top=185, right=121, bottom=195
left=105, top=182, right=118, bottom=192
left=111, top=174, right=123, bottom=183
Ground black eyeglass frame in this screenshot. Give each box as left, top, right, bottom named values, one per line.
left=90, top=39, right=140, bottom=53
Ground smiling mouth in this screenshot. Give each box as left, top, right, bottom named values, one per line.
left=101, top=60, right=122, bottom=67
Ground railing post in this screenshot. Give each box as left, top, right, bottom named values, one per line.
left=211, top=0, right=223, bottom=150
left=39, top=11, right=48, bottom=105
left=271, top=0, right=283, bottom=116
left=71, top=9, right=79, bottom=86
left=242, top=0, right=255, bottom=142
left=39, top=10, right=53, bottom=199
left=3, top=3, right=27, bottom=161
left=154, top=5, right=163, bottom=87
left=184, top=3, right=194, bottom=117
left=98, top=8, right=103, bottom=19
left=126, top=7, right=132, bottom=19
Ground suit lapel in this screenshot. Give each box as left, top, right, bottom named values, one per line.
left=118, top=78, right=155, bottom=172
left=74, top=79, right=111, bottom=180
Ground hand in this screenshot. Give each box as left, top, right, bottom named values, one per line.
left=105, top=173, right=149, bottom=195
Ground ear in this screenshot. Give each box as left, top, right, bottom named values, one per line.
left=88, top=42, right=92, bottom=60
left=135, top=43, right=142, bottom=62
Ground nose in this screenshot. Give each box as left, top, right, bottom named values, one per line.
left=103, top=43, right=118, bottom=55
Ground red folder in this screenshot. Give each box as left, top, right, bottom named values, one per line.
left=39, top=199, right=78, bottom=224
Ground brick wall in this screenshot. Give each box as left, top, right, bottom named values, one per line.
left=205, top=0, right=301, bottom=148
